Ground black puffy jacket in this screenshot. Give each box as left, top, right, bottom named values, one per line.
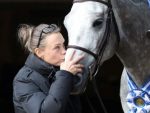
left=13, top=53, right=81, bottom=113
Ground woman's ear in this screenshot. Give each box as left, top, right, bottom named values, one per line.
left=34, top=48, right=44, bottom=58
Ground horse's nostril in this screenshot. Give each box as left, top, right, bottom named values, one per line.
left=146, top=30, right=150, bottom=38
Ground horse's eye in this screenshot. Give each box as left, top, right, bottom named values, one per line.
left=93, top=19, right=103, bottom=28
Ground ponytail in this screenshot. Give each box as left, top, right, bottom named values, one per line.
left=18, top=24, right=34, bottom=52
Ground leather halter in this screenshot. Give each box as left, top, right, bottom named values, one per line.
left=73, top=0, right=111, bottom=7
left=67, top=0, right=113, bottom=79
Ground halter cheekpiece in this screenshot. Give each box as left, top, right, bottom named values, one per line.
left=68, top=0, right=113, bottom=79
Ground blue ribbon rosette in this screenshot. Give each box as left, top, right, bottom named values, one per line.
left=126, top=73, right=150, bottom=113
left=148, top=0, right=150, bottom=7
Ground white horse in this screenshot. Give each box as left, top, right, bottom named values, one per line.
left=64, top=0, right=150, bottom=113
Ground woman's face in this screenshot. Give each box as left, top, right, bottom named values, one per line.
left=39, top=32, right=66, bottom=66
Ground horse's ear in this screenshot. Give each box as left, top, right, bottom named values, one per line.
left=146, top=30, right=150, bottom=39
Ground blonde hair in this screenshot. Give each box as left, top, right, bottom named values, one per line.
left=18, top=23, right=60, bottom=53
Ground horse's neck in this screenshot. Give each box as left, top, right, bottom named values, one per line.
left=112, top=0, right=150, bottom=85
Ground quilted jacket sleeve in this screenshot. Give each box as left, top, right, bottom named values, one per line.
left=13, top=69, right=73, bottom=113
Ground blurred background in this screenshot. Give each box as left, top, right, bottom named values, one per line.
left=0, top=0, right=123, bottom=113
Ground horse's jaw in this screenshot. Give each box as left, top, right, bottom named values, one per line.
left=70, top=69, right=89, bottom=95
left=65, top=49, right=94, bottom=94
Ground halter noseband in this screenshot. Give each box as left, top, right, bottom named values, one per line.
left=68, top=45, right=98, bottom=60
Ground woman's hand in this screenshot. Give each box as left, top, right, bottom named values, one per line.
left=60, top=51, right=84, bottom=75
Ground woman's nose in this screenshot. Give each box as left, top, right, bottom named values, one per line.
left=62, top=48, right=66, bottom=54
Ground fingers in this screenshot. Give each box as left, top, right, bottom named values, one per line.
left=74, top=68, right=83, bottom=73
left=60, top=61, right=84, bottom=75
left=73, top=64, right=84, bottom=74
left=74, top=64, right=84, bottom=68
left=68, top=50, right=76, bottom=61
left=61, top=50, right=85, bottom=75
left=71, top=54, right=84, bottom=64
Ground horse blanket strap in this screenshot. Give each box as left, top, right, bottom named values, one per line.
left=126, top=72, right=150, bottom=113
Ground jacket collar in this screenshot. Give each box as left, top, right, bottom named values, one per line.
left=25, top=53, right=59, bottom=77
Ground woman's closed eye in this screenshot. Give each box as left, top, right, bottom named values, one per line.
left=54, top=45, right=61, bottom=50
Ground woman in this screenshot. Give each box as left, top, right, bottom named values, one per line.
left=13, top=24, right=84, bottom=113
